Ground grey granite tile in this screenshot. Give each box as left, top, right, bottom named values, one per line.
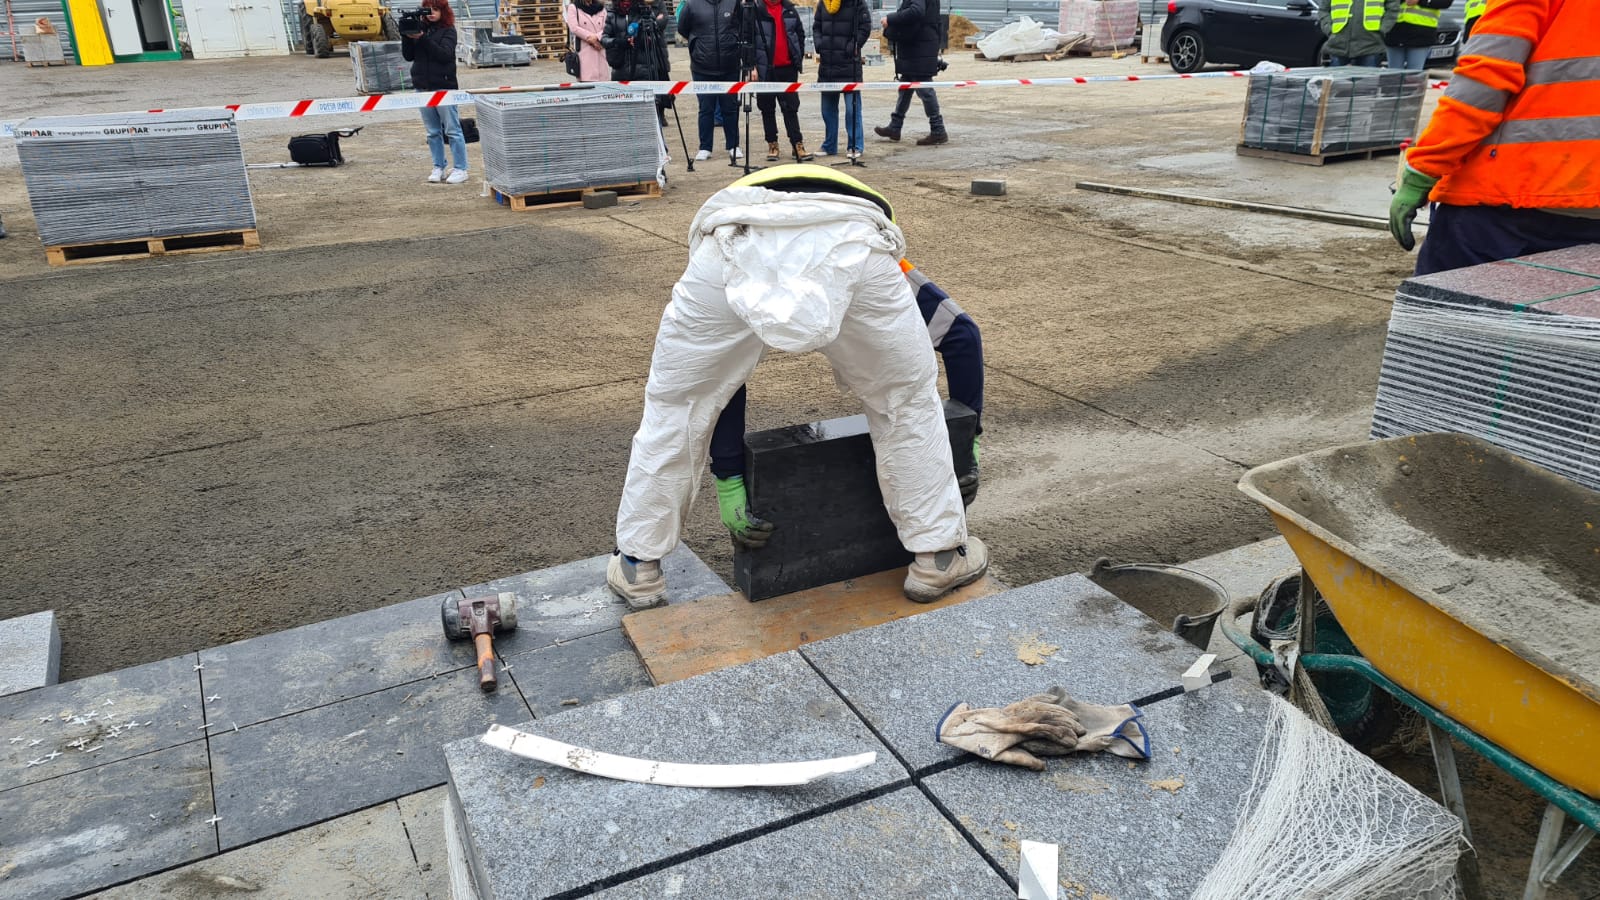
left=505, top=628, right=654, bottom=717
left=922, top=678, right=1273, bottom=900
left=472, top=546, right=731, bottom=658
left=198, top=589, right=468, bottom=729
left=444, top=652, right=906, bottom=900
left=801, top=574, right=1214, bottom=772
left=395, top=787, right=452, bottom=900
left=596, top=788, right=1013, bottom=900
left=1403, top=260, right=1598, bottom=309
left=210, top=665, right=532, bottom=850
left=0, top=610, right=60, bottom=699
left=0, top=653, right=204, bottom=791
left=89, top=799, right=425, bottom=900
left=0, top=741, right=216, bottom=900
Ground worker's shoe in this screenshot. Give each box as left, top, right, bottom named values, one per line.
left=445, top=168, right=470, bottom=185
left=792, top=141, right=814, bottom=162
left=916, top=132, right=949, bottom=146
left=607, top=551, right=668, bottom=611
left=729, top=146, right=745, bottom=164
left=427, top=167, right=445, bottom=183
left=874, top=125, right=901, bottom=142
left=904, top=537, right=989, bottom=604
left=694, top=148, right=712, bottom=162
left=766, top=141, right=781, bottom=161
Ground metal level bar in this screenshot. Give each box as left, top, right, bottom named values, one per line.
left=1073, top=181, right=1414, bottom=232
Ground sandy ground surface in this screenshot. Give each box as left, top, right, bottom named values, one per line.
left=1, top=51, right=1595, bottom=897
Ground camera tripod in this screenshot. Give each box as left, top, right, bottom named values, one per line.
left=731, top=0, right=764, bottom=174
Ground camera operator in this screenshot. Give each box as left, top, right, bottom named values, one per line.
left=400, top=0, right=470, bottom=183
left=875, top=0, right=948, bottom=145
left=812, top=0, right=871, bottom=158
left=603, top=0, right=674, bottom=128
left=676, top=0, right=744, bottom=163
left=741, top=0, right=813, bottom=162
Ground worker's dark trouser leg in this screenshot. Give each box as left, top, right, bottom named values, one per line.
left=1416, top=204, right=1600, bottom=276
left=757, top=64, right=803, bottom=145
left=888, top=87, right=944, bottom=135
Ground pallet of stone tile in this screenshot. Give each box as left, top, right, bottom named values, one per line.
left=476, top=89, right=665, bottom=201
left=457, top=20, right=535, bottom=67
left=1058, top=0, right=1137, bottom=50
left=493, top=180, right=661, bottom=211
left=45, top=228, right=261, bottom=267
left=1239, top=66, right=1426, bottom=159
left=350, top=40, right=413, bottom=93
left=1234, top=142, right=1405, bottom=167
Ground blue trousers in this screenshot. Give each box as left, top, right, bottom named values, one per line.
left=820, top=91, right=864, bottom=154
left=420, top=105, right=468, bottom=170
left=1416, top=204, right=1600, bottom=276
left=694, top=69, right=740, bottom=152
left=1385, top=45, right=1432, bottom=71
left=1329, top=54, right=1380, bottom=67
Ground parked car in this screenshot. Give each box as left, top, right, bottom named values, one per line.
left=1160, top=0, right=1462, bottom=73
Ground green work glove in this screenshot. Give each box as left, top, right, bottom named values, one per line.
left=715, top=475, right=775, bottom=550
left=1389, top=164, right=1438, bottom=252
left=958, top=437, right=981, bottom=506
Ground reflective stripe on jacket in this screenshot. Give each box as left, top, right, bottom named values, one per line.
left=1331, top=0, right=1384, bottom=33
left=1465, top=0, right=1487, bottom=17
left=1407, top=0, right=1599, bottom=209
left=1395, top=0, right=1440, bottom=27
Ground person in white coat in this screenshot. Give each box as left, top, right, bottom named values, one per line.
left=608, top=164, right=988, bottom=610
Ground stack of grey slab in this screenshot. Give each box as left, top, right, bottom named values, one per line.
left=15, top=110, right=256, bottom=248
left=477, top=88, right=663, bottom=197
left=351, top=40, right=413, bottom=93
left=1373, top=244, right=1600, bottom=491
left=0, top=611, right=60, bottom=699
left=444, top=573, right=1457, bottom=898
left=457, top=20, right=534, bottom=67
left=1241, top=67, right=1426, bottom=156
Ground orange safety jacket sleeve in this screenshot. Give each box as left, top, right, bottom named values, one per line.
left=1404, top=0, right=1550, bottom=180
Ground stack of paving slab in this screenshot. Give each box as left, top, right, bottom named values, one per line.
left=1058, top=0, right=1136, bottom=49
left=1373, top=244, right=1600, bottom=491
left=351, top=40, right=413, bottom=93
left=1240, top=67, right=1426, bottom=157
left=14, top=110, right=257, bottom=248
left=457, top=20, right=535, bottom=67
left=444, top=572, right=1455, bottom=899
left=476, top=88, right=663, bottom=197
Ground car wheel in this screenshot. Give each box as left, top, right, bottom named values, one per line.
left=309, top=19, right=333, bottom=57
left=1168, top=29, right=1205, bottom=74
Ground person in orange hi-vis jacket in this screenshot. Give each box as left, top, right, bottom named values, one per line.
left=1388, top=0, right=1600, bottom=275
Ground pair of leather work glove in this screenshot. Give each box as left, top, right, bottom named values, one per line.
left=937, top=686, right=1150, bottom=771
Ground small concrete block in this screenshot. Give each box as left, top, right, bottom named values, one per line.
left=1403, top=259, right=1599, bottom=310
left=584, top=191, right=619, bottom=209
left=921, top=679, right=1275, bottom=900
left=473, top=545, right=730, bottom=658
left=505, top=627, right=653, bottom=716
left=443, top=652, right=906, bottom=899
left=0, top=610, right=60, bottom=698
left=971, top=179, right=1007, bottom=196
left=0, top=653, right=203, bottom=791
left=199, top=589, right=468, bottom=729
left=396, top=787, right=452, bottom=900
left=0, top=742, right=216, bottom=899
left=735, top=401, right=978, bottom=601
left=800, top=574, right=1209, bottom=772
left=595, top=788, right=1013, bottom=899
left=209, top=665, right=532, bottom=849
left=91, top=798, right=426, bottom=900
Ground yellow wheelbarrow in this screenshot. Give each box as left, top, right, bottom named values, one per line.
left=1228, top=433, right=1600, bottom=900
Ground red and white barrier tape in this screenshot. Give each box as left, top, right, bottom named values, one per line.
left=1, top=73, right=1449, bottom=138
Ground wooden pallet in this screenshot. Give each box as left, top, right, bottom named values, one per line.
left=1235, top=142, right=1404, bottom=167
left=25, top=59, right=70, bottom=67
left=493, top=181, right=661, bottom=211
left=1066, top=44, right=1135, bottom=57
left=44, top=228, right=260, bottom=267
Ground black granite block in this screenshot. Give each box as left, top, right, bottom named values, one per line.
left=505, top=628, right=654, bottom=716
left=0, top=654, right=204, bottom=791
left=0, top=741, right=217, bottom=899
left=209, top=665, right=532, bottom=849
left=734, top=400, right=978, bottom=601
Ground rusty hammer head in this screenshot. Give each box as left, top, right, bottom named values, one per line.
left=442, top=592, right=518, bottom=692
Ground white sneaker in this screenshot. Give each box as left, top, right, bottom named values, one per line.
left=445, top=168, right=469, bottom=185
left=427, top=167, right=444, bottom=183
left=816, top=149, right=836, bottom=158
left=729, top=146, right=744, bottom=162
left=606, top=551, right=668, bottom=611
left=694, top=149, right=712, bottom=162
left=904, top=537, right=989, bottom=603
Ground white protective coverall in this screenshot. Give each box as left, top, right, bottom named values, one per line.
left=615, top=184, right=968, bottom=561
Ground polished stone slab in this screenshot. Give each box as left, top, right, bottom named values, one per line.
left=0, top=610, right=60, bottom=699
left=505, top=627, right=653, bottom=716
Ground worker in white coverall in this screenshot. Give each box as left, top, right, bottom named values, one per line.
left=607, top=164, right=988, bottom=610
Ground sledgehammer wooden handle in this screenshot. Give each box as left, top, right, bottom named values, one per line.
left=475, top=632, right=497, bottom=692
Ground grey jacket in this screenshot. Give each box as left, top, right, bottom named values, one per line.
left=1318, top=0, right=1396, bottom=59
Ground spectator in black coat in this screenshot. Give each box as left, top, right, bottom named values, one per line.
left=744, top=0, right=812, bottom=162
left=875, top=0, right=947, bottom=145
left=813, top=0, right=871, bottom=158
left=400, top=0, right=470, bottom=182
left=677, top=0, right=744, bottom=163
left=604, top=0, right=675, bottom=127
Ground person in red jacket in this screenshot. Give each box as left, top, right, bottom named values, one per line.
left=1388, top=0, right=1600, bottom=275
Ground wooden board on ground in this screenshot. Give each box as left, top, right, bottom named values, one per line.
left=1067, top=44, right=1134, bottom=58
left=1235, top=142, right=1403, bottom=167
left=493, top=181, right=661, bottom=212
left=44, top=228, right=260, bottom=267
left=621, top=568, right=1006, bottom=685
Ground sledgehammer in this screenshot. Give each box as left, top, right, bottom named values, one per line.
left=442, top=592, right=518, bottom=692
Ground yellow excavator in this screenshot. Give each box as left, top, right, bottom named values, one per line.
left=300, top=0, right=400, bottom=57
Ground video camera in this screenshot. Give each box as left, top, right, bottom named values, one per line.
left=397, top=8, right=428, bottom=34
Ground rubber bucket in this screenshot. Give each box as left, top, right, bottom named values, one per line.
left=1086, top=559, right=1228, bottom=651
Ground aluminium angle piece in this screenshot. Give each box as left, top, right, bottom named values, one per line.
left=480, top=723, right=876, bottom=788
